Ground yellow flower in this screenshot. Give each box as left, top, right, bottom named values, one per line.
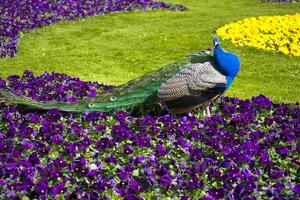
left=217, top=13, right=300, bottom=57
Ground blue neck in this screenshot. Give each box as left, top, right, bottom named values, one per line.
left=214, top=45, right=224, bottom=54
left=214, top=45, right=240, bottom=88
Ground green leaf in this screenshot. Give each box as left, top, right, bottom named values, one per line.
left=133, top=169, right=139, bottom=177
left=49, top=150, right=60, bottom=159
left=21, top=196, right=30, bottom=200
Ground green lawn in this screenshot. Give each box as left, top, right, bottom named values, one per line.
left=0, top=0, right=299, bottom=103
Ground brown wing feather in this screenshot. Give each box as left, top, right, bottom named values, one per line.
left=157, top=62, right=227, bottom=113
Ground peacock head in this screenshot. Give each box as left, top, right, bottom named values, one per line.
left=213, top=31, right=221, bottom=47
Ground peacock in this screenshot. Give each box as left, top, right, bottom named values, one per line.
left=0, top=34, right=240, bottom=115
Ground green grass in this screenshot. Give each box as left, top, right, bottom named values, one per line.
left=0, top=0, right=299, bottom=103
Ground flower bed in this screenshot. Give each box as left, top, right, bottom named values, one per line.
left=216, top=13, right=300, bottom=57
left=0, top=71, right=299, bottom=199
left=0, top=0, right=186, bottom=58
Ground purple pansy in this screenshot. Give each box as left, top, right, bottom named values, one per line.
left=51, top=182, right=66, bottom=196
left=156, top=144, right=166, bottom=157
left=35, top=178, right=48, bottom=194
left=158, top=174, right=173, bottom=188
left=96, top=137, right=112, bottom=150
left=208, top=187, right=225, bottom=199
left=54, top=157, right=68, bottom=168
left=123, top=144, right=133, bottom=155
left=269, top=166, right=284, bottom=180
left=259, top=151, right=272, bottom=167
left=0, top=78, right=6, bottom=88
left=128, top=178, right=143, bottom=192
left=293, top=184, right=300, bottom=194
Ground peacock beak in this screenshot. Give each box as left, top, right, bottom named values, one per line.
left=213, top=32, right=221, bottom=47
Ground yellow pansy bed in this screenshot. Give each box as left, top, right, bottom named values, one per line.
left=217, top=13, right=300, bottom=57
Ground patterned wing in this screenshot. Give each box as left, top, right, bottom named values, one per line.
left=157, top=62, right=227, bottom=112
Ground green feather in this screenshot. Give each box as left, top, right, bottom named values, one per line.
left=0, top=48, right=213, bottom=113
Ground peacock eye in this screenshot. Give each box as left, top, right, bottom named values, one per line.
left=88, top=103, right=94, bottom=108
left=110, top=96, right=117, bottom=101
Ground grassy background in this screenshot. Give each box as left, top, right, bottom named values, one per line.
left=0, top=0, right=299, bottom=103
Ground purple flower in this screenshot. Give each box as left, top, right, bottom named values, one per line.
left=112, top=125, right=132, bottom=142
left=0, top=78, right=6, bottom=88
left=115, top=111, right=128, bottom=121
left=293, top=184, right=300, bottom=194
left=133, top=134, right=152, bottom=148
left=49, top=168, right=63, bottom=178
left=158, top=174, right=172, bottom=188
left=273, top=183, right=285, bottom=190
left=180, top=196, right=189, bottom=200
left=259, top=151, right=272, bottom=167
left=51, top=182, right=66, bottom=196
left=176, top=136, right=191, bottom=149
left=66, top=95, right=80, bottom=103
left=35, top=178, right=48, bottom=194
left=28, top=152, right=40, bottom=166
left=96, top=124, right=106, bottom=133
left=123, top=144, right=133, bottom=154
left=156, top=144, right=166, bottom=156
left=269, top=166, right=284, bottom=180
left=187, top=177, right=203, bottom=190
left=282, top=130, right=296, bottom=142
left=71, top=123, right=83, bottom=135
left=66, top=143, right=77, bottom=156
left=208, top=187, right=225, bottom=199
left=200, top=196, right=215, bottom=200
left=134, top=155, right=144, bottom=164
left=208, top=168, right=221, bottom=179
left=128, top=178, right=143, bottom=192
left=83, top=112, right=99, bottom=122
left=77, top=136, right=91, bottom=150
left=96, top=138, right=112, bottom=150
left=88, top=89, right=97, bottom=97
left=27, top=113, right=40, bottom=124
left=50, top=134, right=64, bottom=145
left=296, top=145, right=300, bottom=153
left=54, top=157, right=68, bottom=168
left=189, top=147, right=203, bottom=160
left=118, top=170, right=131, bottom=180
left=233, top=183, right=245, bottom=198
left=245, top=181, right=256, bottom=193
left=105, top=155, right=117, bottom=165
left=47, top=109, right=62, bottom=121
left=77, top=156, right=87, bottom=166
left=251, top=95, right=273, bottom=110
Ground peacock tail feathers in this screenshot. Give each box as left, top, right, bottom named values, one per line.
left=0, top=48, right=213, bottom=113
left=0, top=87, right=90, bottom=112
